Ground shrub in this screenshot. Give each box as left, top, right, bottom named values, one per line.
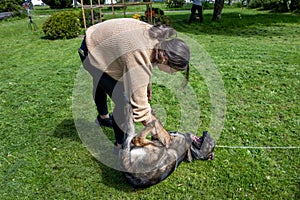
left=166, top=0, right=186, bottom=8
left=0, top=0, right=27, bottom=18
left=140, top=8, right=171, bottom=26
left=42, top=11, right=81, bottom=39
left=202, top=1, right=215, bottom=9
left=42, top=0, right=73, bottom=9
left=249, top=0, right=290, bottom=12
left=248, top=0, right=262, bottom=8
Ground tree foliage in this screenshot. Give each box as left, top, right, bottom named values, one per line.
left=0, top=0, right=23, bottom=12
left=41, top=0, right=105, bottom=9
left=248, top=0, right=300, bottom=12
left=82, top=0, right=105, bottom=4
left=213, top=0, right=300, bottom=21
left=0, top=0, right=27, bottom=18
left=166, top=0, right=186, bottom=8
left=42, top=0, right=73, bottom=9
left=290, top=0, right=300, bottom=12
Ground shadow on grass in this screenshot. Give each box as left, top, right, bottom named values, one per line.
left=53, top=119, right=81, bottom=142
left=168, top=10, right=300, bottom=37
left=53, top=119, right=141, bottom=191
left=94, top=159, right=140, bottom=192
left=53, top=118, right=116, bottom=141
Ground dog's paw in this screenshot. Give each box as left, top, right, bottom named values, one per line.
left=133, top=136, right=158, bottom=147
left=132, top=136, right=144, bottom=147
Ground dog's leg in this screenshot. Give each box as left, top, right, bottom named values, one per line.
left=133, top=112, right=172, bottom=148
left=151, top=115, right=171, bottom=148
left=132, top=121, right=160, bottom=147
left=186, top=148, right=193, bottom=162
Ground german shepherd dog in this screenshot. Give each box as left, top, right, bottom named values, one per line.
left=119, top=115, right=215, bottom=188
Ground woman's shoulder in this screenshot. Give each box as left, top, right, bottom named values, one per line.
left=89, top=18, right=151, bottom=30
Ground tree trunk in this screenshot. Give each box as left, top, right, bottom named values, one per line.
left=290, top=0, right=300, bottom=12
left=212, top=0, right=225, bottom=21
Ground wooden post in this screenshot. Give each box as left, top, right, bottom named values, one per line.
left=150, top=0, right=152, bottom=24
left=98, top=0, right=102, bottom=22
left=80, top=0, right=153, bottom=26
left=111, top=0, right=115, bottom=18
left=122, top=0, right=125, bottom=17
left=150, top=0, right=153, bottom=24
left=80, top=0, right=87, bottom=30
left=90, top=0, right=94, bottom=25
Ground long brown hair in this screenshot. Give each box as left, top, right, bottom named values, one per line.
left=149, top=23, right=190, bottom=82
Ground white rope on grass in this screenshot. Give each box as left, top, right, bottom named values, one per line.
left=216, top=145, right=300, bottom=149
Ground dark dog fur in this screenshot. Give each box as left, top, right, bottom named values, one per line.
left=119, top=119, right=215, bottom=188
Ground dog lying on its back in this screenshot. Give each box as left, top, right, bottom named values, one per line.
left=119, top=116, right=215, bottom=188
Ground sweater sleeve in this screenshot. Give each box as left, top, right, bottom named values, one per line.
left=131, top=84, right=151, bottom=123
left=124, top=50, right=152, bottom=123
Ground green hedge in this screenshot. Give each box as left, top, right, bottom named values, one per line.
left=42, top=11, right=81, bottom=39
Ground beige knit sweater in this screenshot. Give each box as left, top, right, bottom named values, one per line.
left=85, top=18, right=159, bottom=123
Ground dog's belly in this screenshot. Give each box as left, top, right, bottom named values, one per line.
left=128, top=145, right=168, bottom=169
left=123, top=148, right=178, bottom=188
left=129, top=148, right=165, bottom=168
left=120, top=133, right=189, bottom=187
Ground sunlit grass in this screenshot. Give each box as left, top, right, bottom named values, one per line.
left=0, top=6, right=299, bottom=199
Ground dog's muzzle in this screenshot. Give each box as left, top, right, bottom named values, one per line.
left=190, top=131, right=215, bottom=160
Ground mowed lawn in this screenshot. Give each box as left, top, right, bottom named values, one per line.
left=0, top=7, right=299, bottom=199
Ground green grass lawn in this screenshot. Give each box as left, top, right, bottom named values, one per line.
left=0, top=6, right=299, bottom=199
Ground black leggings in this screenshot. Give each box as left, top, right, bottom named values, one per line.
left=79, top=37, right=126, bottom=145
left=189, top=4, right=203, bottom=23
left=95, top=72, right=126, bottom=145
